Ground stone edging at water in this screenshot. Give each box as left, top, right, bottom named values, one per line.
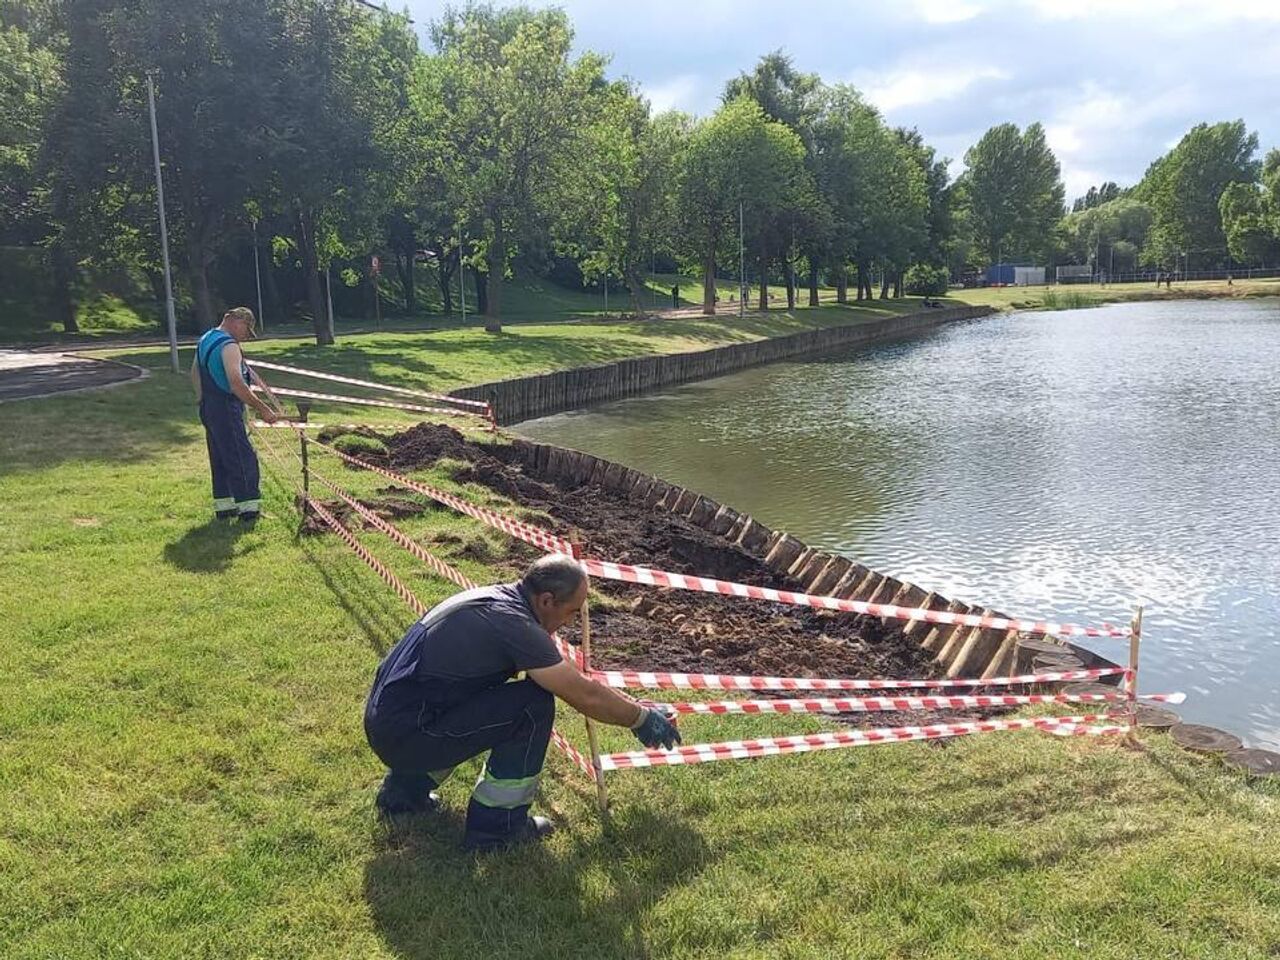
left=505, top=435, right=1277, bottom=771
left=450, top=305, right=993, bottom=425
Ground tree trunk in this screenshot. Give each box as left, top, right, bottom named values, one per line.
left=625, top=264, right=646, bottom=315
left=858, top=261, right=872, bottom=301
left=471, top=264, right=488, bottom=315
left=893, top=270, right=903, bottom=298
left=485, top=213, right=503, bottom=332
left=261, top=256, right=284, bottom=323
left=758, top=243, right=768, bottom=311
left=297, top=207, right=332, bottom=345
left=436, top=249, right=455, bottom=315
left=836, top=265, right=847, bottom=304
left=186, top=232, right=217, bottom=332
left=702, top=251, right=717, bottom=315
left=808, top=260, right=819, bottom=307
left=786, top=259, right=796, bottom=310
left=50, top=242, right=78, bottom=334
left=879, top=269, right=891, bottom=299
left=400, top=252, right=416, bottom=315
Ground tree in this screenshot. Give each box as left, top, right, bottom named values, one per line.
left=677, top=97, right=806, bottom=315
left=1219, top=182, right=1278, bottom=266
left=1060, top=197, right=1153, bottom=272
left=1137, top=120, right=1259, bottom=269
left=0, top=23, right=61, bottom=247
left=959, top=121, right=1064, bottom=265
left=431, top=5, right=606, bottom=331
left=1071, top=181, right=1121, bottom=213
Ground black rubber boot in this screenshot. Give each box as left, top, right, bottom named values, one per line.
left=462, top=815, right=555, bottom=853
left=376, top=784, right=442, bottom=818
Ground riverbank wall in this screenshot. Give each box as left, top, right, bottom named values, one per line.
left=502, top=435, right=1104, bottom=681
left=451, top=305, right=992, bottom=425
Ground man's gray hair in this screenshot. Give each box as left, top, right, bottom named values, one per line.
left=521, top=554, right=587, bottom=603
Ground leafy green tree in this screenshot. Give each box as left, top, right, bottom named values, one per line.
left=1071, top=181, right=1121, bottom=213
left=1219, top=182, right=1277, bottom=266
left=1137, top=120, right=1259, bottom=269
left=959, top=121, right=1064, bottom=265
left=430, top=5, right=606, bottom=331
left=0, top=23, right=61, bottom=247
left=677, top=96, right=806, bottom=314
left=1060, top=197, right=1152, bottom=271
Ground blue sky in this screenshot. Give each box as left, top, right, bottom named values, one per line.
left=400, top=0, right=1280, bottom=203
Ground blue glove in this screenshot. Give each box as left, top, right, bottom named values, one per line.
left=632, top=706, right=682, bottom=750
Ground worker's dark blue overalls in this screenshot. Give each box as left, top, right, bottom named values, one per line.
left=195, top=329, right=260, bottom=520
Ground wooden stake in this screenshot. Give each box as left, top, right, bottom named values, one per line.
left=572, top=530, right=610, bottom=816
left=297, top=401, right=311, bottom=515
left=1125, top=605, right=1143, bottom=748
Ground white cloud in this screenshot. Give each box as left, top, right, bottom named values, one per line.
left=642, top=74, right=703, bottom=114
left=861, top=65, right=1009, bottom=113
left=907, top=0, right=986, bottom=23
left=1024, top=0, right=1280, bottom=20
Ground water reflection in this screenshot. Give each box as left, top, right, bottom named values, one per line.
left=519, top=300, right=1280, bottom=748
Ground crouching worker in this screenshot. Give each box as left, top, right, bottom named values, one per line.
left=364, top=555, right=681, bottom=852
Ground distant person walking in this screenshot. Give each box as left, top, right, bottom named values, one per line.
left=190, top=307, right=279, bottom=522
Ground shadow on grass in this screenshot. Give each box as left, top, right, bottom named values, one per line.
left=162, top=518, right=253, bottom=573
left=364, top=806, right=709, bottom=960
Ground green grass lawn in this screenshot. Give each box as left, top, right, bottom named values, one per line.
left=949, top=276, right=1280, bottom=311
left=3, top=309, right=1279, bottom=959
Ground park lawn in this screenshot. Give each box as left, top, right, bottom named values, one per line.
left=949, top=276, right=1280, bottom=311
left=93, top=300, right=927, bottom=397
left=3, top=315, right=1279, bottom=959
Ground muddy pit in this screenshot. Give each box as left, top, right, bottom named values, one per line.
left=311, top=423, right=1011, bottom=729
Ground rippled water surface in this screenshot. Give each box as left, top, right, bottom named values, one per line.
left=518, top=300, right=1280, bottom=747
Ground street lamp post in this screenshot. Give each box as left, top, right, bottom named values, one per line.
left=146, top=73, right=179, bottom=373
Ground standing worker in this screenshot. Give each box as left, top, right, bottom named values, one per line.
left=190, top=306, right=280, bottom=523
left=364, top=555, right=681, bottom=852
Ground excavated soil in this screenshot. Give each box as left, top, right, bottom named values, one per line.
left=322, top=423, right=1009, bottom=729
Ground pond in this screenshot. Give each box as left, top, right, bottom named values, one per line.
left=517, top=299, right=1280, bottom=748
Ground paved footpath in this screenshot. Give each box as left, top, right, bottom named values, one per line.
left=0, top=349, right=145, bottom=402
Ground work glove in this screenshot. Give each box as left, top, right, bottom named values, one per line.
left=631, top=705, right=682, bottom=750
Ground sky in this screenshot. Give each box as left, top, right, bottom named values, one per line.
left=400, top=0, right=1280, bottom=203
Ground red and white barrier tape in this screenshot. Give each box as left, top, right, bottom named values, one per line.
left=306, top=436, right=577, bottom=555
left=253, top=421, right=412, bottom=431
left=598, top=713, right=1127, bottom=771
left=651, top=690, right=1182, bottom=716
left=255, top=385, right=488, bottom=421
left=551, top=728, right=597, bottom=781
left=580, top=558, right=1130, bottom=639
left=248, top=359, right=490, bottom=410
left=309, top=470, right=478, bottom=593
left=591, top=665, right=1126, bottom=693
left=305, top=497, right=429, bottom=617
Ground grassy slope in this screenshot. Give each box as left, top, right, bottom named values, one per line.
left=948, top=276, right=1280, bottom=311
left=3, top=305, right=1279, bottom=959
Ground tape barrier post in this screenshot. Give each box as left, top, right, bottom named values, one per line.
left=573, top=531, right=610, bottom=816
left=296, top=402, right=312, bottom=517
left=1125, top=605, right=1143, bottom=748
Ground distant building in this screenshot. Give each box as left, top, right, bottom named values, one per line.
left=986, top=263, right=1046, bottom=286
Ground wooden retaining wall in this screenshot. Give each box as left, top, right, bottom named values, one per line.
left=502, top=437, right=1116, bottom=680
left=453, top=305, right=993, bottom=425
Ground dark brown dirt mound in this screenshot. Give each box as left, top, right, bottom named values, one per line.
left=387, top=423, right=480, bottom=469
left=319, top=423, right=1009, bottom=728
